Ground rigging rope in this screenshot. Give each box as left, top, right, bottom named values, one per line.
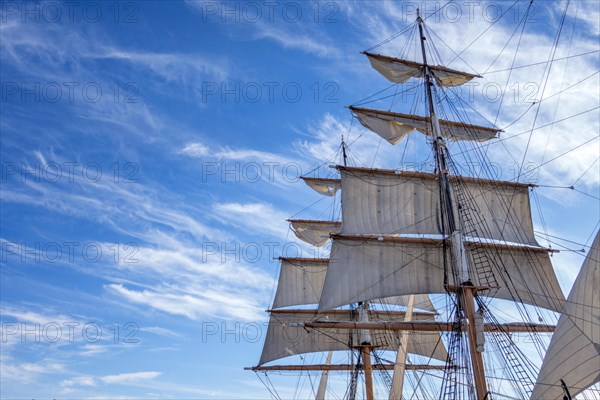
left=362, top=0, right=455, bottom=53
left=448, top=0, right=521, bottom=68
left=572, top=157, right=599, bottom=187
left=517, top=0, right=571, bottom=182
left=485, top=50, right=599, bottom=74
left=491, top=0, right=534, bottom=126
left=514, top=134, right=599, bottom=181
left=540, top=0, right=580, bottom=166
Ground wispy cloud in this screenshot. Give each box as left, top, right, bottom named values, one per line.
left=1, top=155, right=223, bottom=241
left=98, top=48, right=229, bottom=83
left=0, top=20, right=230, bottom=88
left=101, top=371, right=161, bottom=384
left=180, top=141, right=298, bottom=165
left=251, top=23, right=341, bottom=58
left=180, top=142, right=210, bottom=157
left=106, top=283, right=265, bottom=321
left=0, top=16, right=231, bottom=146
left=212, top=202, right=290, bottom=239
left=1, top=358, right=67, bottom=383
left=60, top=371, right=161, bottom=388
left=61, top=376, right=97, bottom=387
left=1, top=151, right=274, bottom=323
left=141, top=326, right=181, bottom=338
left=292, top=112, right=405, bottom=171
left=1, top=307, right=71, bottom=327
left=184, top=1, right=341, bottom=59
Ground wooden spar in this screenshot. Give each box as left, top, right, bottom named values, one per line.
left=462, top=286, right=488, bottom=399
left=300, top=177, right=340, bottom=185
left=302, top=320, right=555, bottom=333
left=337, top=165, right=534, bottom=189
left=389, top=294, right=414, bottom=400
left=315, top=351, right=332, bottom=400
left=287, top=219, right=342, bottom=226
left=267, top=308, right=436, bottom=318
left=329, top=234, right=557, bottom=254
left=362, top=346, right=375, bottom=400
left=247, top=364, right=450, bottom=371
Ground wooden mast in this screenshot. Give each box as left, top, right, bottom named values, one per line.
left=462, top=286, right=488, bottom=399
left=362, top=346, right=375, bottom=400
left=416, top=9, right=488, bottom=399
left=388, top=294, right=414, bottom=400
left=359, top=302, right=375, bottom=400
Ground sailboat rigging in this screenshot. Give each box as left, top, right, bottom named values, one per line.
left=247, top=5, right=599, bottom=400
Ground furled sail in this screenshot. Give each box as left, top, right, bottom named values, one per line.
left=318, top=236, right=565, bottom=313
left=364, top=52, right=481, bottom=87
left=301, top=177, right=341, bottom=196
left=272, top=258, right=436, bottom=312
left=350, top=107, right=500, bottom=144
left=259, top=309, right=447, bottom=365
left=339, top=166, right=539, bottom=246
left=531, top=230, right=600, bottom=399
left=289, top=219, right=341, bottom=247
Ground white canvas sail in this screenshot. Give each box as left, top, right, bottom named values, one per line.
left=531, top=230, right=600, bottom=399
left=373, top=294, right=436, bottom=313
left=259, top=309, right=447, bottom=365
left=351, top=107, right=500, bottom=144
left=301, top=177, right=341, bottom=196
left=272, top=258, right=329, bottom=309
left=272, top=258, right=437, bottom=312
left=289, top=219, right=341, bottom=247
left=318, top=236, right=565, bottom=313
left=339, top=166, right=539, bottom=246
left=364, top=52, right=481, bottom=87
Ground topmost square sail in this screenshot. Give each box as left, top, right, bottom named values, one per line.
left=364, top=52, right=481, bottom=87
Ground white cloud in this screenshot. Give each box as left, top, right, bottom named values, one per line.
left=0, top=20, right=229, bottom=87
left=106, top=283, right=265, bottom=322
left=60, top=371, right=161, bottom=388
left=184, top=0, right=341, bottom=58
left=106, top=284, right=209, bottom=320
left=61, top=376, right=97, bottom=387
left=292, top=112, right=404, bottom=171
left=180, top=141, right=299, bottom=165
left=1, top=358, right=67, bottom=383
left=180, top=142, right=210, bottom=157
left=141, top=326, right=181, bottom=338
left=1, top=157, right=224, bottom=242
left=99, top=49, right=229, bottom=83
left=564, top=0, right=600, bottom=36
left=251, top=23, right=340, bottom=58
left=100, top=371, right=161, bottom=384
left=215, top=147, right=296, bottom=164
left=179, top=142, right=309, bottom=189
left=293, top=113, right=346, bottom=163
left=2, top=149, right=277, bottom=324
left=213, top=202, right=290, bottom=238
left=0, top=307, right=71, bottom=326
left=78, top=344, right=110, bottom=357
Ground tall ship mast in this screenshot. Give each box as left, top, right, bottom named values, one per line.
left=247, top=8, right=600, bottom=400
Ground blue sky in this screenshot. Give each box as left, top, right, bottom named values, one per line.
left=1, top=0, right=598, bottom=398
